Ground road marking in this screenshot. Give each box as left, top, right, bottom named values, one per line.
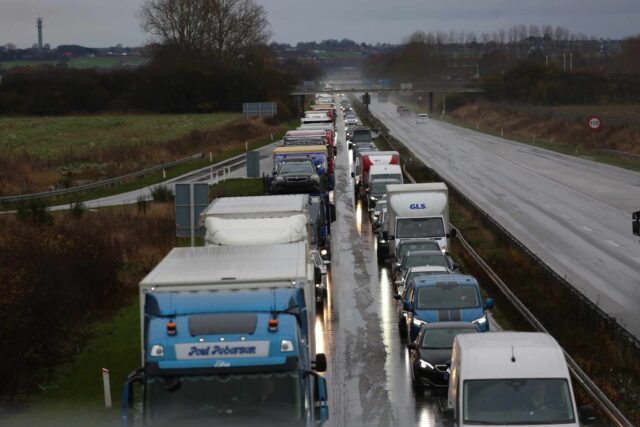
left=605, top=240, right=620, bottom=248
left=561, top=214, right=571, bottom=220
left=581, top=226, right=593, bottom=232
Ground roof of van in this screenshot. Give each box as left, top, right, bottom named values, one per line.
left=455, top=332, right=569, bottom=380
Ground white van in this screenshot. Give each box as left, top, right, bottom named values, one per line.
left=445, top=332, right=595, bottom=426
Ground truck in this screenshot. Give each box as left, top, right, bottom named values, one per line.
left=444, top=332, right=595, bottom=427
left=385, top=183, right=454, bottom=255
left=351, top=151, right=399, bottom=199
left=200, top=194, right=335, bottom=263
left=365, top=164, right=404, bottom=211
left=272, top=145, right=332, bottom=192
left=121, top=243, right=329, bottom=426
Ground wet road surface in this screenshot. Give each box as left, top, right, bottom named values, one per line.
left=320, top=104, right=446, bottom=426
left=369, top=98, right=640, bottom=339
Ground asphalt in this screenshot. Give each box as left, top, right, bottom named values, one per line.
left=369, top=98, right=640, bottom=339
left=321, top=103, right=447, bottom=426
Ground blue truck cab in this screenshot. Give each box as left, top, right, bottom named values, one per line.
left=401, top=274, right=493, bottom=340
left=122, top=288, right=328, bottom=426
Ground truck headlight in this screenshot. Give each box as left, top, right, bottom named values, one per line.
left=419, top=360, right=434, bottom=370
left=320, top=249, right=328, bottom=256
left=441, top=246, right=447, bottom=254
left=310, top=174, right=320, bottom=182
left=370, top=196, right=377, bottom=201
left=472, top=315, right=487, bottom=325
left=150, top=344, right=165, bottom=357
left=280, top=340, right=294, bottom=353
left=412, top=317, right=427, bottom=327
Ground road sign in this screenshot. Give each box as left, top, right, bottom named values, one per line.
left=587, top=116, right=603, bottom=132
left=175, top=183, right=209, bottom=246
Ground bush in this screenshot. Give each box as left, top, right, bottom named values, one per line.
left=151, top=184, right=174, bottom=202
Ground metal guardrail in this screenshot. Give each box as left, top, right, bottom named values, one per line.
left=0, top=152, right=205, bottom=204
left=595, top=148, right=640, bottom=161
left=401, top=167, right=632, bottom=427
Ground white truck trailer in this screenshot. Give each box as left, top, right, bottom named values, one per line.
left=386, top=183, right=453, bottom=255
left=139, top=242, right=319, bottom=365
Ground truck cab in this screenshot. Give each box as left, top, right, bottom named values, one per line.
left=444, top=332, right=595, bottom=427
left=366, top=164, right=404, bottom=211
left=122, top=289, right=329, bottom=426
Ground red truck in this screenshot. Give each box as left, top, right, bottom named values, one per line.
left=352, top=151, right=400, bottom=199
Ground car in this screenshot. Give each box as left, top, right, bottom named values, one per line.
left=394, top=239, right=444, bottom=268
left=416, top=113, right=430, bottom=123
left=310, top=249, right=329, bottom=306
left=345, top=124, right=358, bottom=141
left=376, top=206, right=390, bottom=260
left=407, top=322, right=479, bottom=392
left=344, top=117, right=359, bottom=127
left=393, top=249, right=458, bottom=283
left=371, top=199, right=387, bottom=230
left=399, top=274, right=494, bottom=340
left=395, top=264, right=453, bottom=296
left=272, top=160, right=321, bottom=194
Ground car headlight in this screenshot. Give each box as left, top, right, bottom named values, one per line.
left=310, top=174, right=320, bottom=182
left=150, top=344, right=165, bottom=357
left=320, top=249, right=328, bottom=256
left=412, top=317, right=427, bottom=327
left=370, top=196, right=377, bottom=201
left=472, top=315, right=487, bottom=325
left=440, top=246, right=447, bottom=254
left=379, top=239, right=387, bottom=244
left=275, top=176, right=284, bottom=182
left=419, top=360, right=434, bottom=370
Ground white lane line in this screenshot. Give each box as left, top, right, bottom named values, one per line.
left=605, top=240, right=620, bottom=248
left=561, top=214, right=571, bottom=220
left=581, top=226, right=593, bottom=232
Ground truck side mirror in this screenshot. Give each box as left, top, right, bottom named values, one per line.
left=315, top=353, right=327, bottom=372
left=351, top=172, right=355, bottom=178
left=452, top=262, right=460, bottom=271
left=485, top=298, right=494, bottom=309
left=442, top=407, right=455, bottom=423
left=402, top=301, right=410, bottom=311
left=314, top=266, right=322, bottom=285
left=579, top=405, right=596, bottom=424
left=450, top=228, right=457, bottom=238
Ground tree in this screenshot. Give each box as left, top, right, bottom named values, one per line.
left=614, top=35, right=640, bottom=73
left=139, top=0, right=270, bottom=63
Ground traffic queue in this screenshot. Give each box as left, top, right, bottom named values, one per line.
left=341, top=95, right=596, bottom=426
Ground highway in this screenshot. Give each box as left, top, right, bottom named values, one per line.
left=369, top=98, right=640, bottom=339
left=321, top=106, right=446, bottom=426
left=49, top=143, right=275, bottom=211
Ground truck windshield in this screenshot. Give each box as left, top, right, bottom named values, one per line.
left=416, top=284, right=479, bottom=309
left=278, top=163, right=316, bottom=174
left=396, top=218, right=445, bottom=238
left=370, top=181, right=400, bottom=194
left=370, top=174, right=402, bottom=183
left=463, top=378, right=575, bottom=425
left=145, top=371, right=303, bottom=426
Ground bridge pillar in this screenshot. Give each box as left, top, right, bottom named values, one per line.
left=428, top=91, right=434, bottom=115
left=294, top=94, right=305, bottom=116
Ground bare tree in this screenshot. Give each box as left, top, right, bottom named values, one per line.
left=497, top=29, right=506, bottom=44
left=139, top=0, right=270, bottom=62
left=529, top=25, right=541, bottom=39
left=542, top=25, right=553, bottom=40
left=481, top=33, right=491, bottom=44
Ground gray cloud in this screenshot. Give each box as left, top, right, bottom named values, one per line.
left=1, top=0, right=638, bottom=48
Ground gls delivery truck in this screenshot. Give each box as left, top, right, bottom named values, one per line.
left=386, top=183, right=454, bottom=256
left=122, top=243, right=328, bottom=426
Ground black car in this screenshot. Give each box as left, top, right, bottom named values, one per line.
left=272, top=160, right=321, bottom=194
left=407, top=322, right=479, bottom=392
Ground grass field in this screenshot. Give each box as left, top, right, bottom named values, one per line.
left=0, top=113, right=239, bottom=158
left=0, top=56, right=149, bottom=70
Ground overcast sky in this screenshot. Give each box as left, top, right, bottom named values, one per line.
left=1, top=0, right=639, bottom=48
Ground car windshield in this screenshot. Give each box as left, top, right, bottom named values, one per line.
left=421, top=327, right=477, bottom=349
left=463, top=379, right=576, bottom=425
left=278, top=162, right=315, bottom=174
left=398, top=241, right=441, bottom=259
left=352, top=131, right=372, bottom=142
left=396, top=218, right=445, bottom=238
left=145, top=371, right=302, bottom=426
left=416, top=283, right=480, bottom=309
left=403, top=253, right=449, bottom=269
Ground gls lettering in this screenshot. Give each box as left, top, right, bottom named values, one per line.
left=409, top=203, right=427, bottom=210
